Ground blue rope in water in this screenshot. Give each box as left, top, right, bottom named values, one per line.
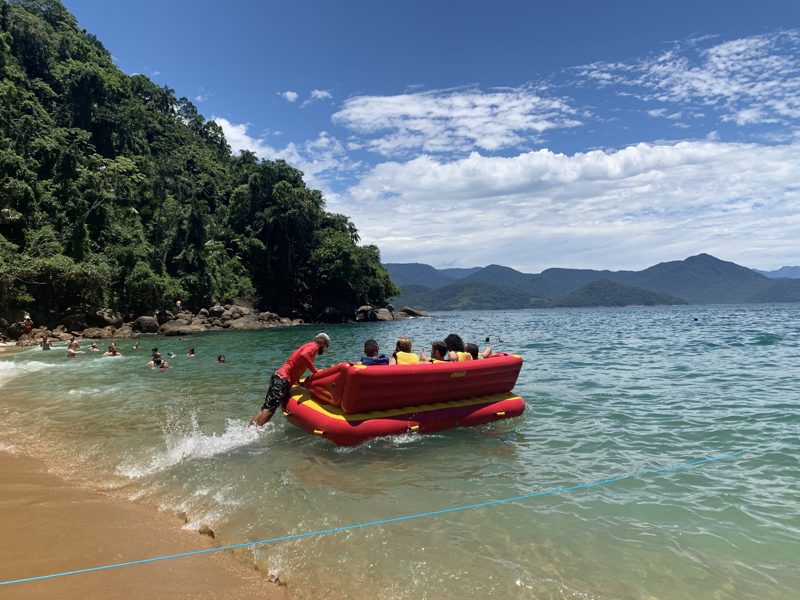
left=0, top=449, right=745, bottom=587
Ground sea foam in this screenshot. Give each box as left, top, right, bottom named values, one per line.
left=117, top=414, right=265, bottom=478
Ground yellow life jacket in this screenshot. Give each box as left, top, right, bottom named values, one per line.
left=456, top=351, right=473, bottom=362
left=395, top=351, right=420, bottom=365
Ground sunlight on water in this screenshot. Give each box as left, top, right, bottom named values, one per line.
left=1, top=305, right=799, bottom=599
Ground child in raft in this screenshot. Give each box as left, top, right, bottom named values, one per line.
left=389, top=338, right=419, bottom=365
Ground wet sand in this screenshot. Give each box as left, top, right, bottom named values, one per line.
left=0, top=451, right=285, bottom=600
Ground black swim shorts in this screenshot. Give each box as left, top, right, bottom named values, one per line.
left=261, top=374, right=292, bottom=411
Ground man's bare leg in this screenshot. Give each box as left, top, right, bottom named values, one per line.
left=250, top=407, right=275, bottom=427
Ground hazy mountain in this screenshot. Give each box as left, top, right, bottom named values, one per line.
left=754, top=266, right=800, bottom=278
left=553, top=279, right=687, bottom=307
left=391, top=282, right=549, bottom=310
left=383, top=263, right=460, bottom=289
left=387, top=253, right=800, bottom=308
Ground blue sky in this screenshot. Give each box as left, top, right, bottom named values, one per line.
left=63, top=0, right=800, bottom=272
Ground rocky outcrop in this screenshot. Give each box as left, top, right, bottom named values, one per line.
left=375, top=308, right=394, bottom=321
left=355, top=304, right=425, bottom=321
left=355, top=305, right=377, bottom=322
left=400, top=306, right=429, bottom=317
left=95, top=308, right=124, bottom=328
left=132, top=316, right=160, bottom=333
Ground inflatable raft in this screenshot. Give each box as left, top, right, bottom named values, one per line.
left=283, top=353, right=525, bottom=445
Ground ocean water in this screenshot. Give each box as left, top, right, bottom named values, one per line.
left=0, top=305, right=798, bottom=599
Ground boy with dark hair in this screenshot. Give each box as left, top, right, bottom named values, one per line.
left=357, top=339, right=389, bottom=366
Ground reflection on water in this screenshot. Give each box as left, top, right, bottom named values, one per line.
left=1, top=305, right=799, bottom=599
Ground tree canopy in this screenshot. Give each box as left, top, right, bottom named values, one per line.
left=0, top=0, right=397, bottom=320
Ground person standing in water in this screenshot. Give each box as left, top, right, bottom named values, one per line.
left=250, top=333, right=330, bottom=427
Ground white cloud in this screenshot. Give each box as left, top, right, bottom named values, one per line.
left=301, top=89, right=333, bottom=107
left=331, top=86, right=582, bottom=157
left=212, top=117, right=355, bottom=193
left=577, top=30, right=800, bottom=126
left=280, top=91, right=299, bottom=103
left=336, top=139, right=800, bottom=272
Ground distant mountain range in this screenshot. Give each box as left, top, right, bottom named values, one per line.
left=386, top=254, right=800, bottom=310
left=754, top=266, right=800, bottom=278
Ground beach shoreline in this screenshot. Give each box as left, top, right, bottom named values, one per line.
left=0, top=450, right=286, bottom=600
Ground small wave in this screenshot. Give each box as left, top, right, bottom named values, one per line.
left=117, top=415, right=264, bottom=478
left=0, top=359, right=64, bottom=387
left=751, top=333, right=780, bottom=346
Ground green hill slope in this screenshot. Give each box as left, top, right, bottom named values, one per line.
left=0, top=0, right=396, bottom=321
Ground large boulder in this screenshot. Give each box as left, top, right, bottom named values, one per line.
left=132, top=316, right=160, bottom=333
left=229, top=315, right=266, bottom=330
left=401, top=306, right=429, bottom=317
left=82, top=326, right=115, bottom=339
left=159, top=319, right=203, bottom=336
left=375, top=308, right=394, bottom=321
left=95, top=308, right=124, bottom=328
left=208, top=305, right=225, bottom=318
left=114, top=324, right=134, bottom=338
left=355, top=305, right=377, bottom=322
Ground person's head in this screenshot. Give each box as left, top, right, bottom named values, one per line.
left=217, top=354, right=225, bottom=363
left=153, top=357, right=162, bottom=366
left=465, top=343, right=479, bottom=360
left=363, top=339, right=379, bottom=357
left=188, top=347, right=195, bottom=354
left=395, top=337, right=413, bottom=353
left=315, top=333, right=331, bottom=354
left=444, top=334, right=465, bottom=353
left=431, top=341, right=448, bottom=361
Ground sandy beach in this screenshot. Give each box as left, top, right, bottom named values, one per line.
left=0, top=451, right=285, bottom=600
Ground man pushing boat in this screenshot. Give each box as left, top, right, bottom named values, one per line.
left=250, top=333, right=331, bottom=426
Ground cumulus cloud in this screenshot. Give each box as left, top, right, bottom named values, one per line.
left=212, top=117, right=356, bottom=192
left=331, top=86, right=582, bottom=157
left=301, top=89, right=333, bottom=107
left=280, top=90, right=299, bottom=103
left=337, top=139, right=800, bottom=271
left=577, top=30, right=800, bottom=126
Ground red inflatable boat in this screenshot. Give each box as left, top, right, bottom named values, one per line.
left=283, top=353, right=525, bottom=446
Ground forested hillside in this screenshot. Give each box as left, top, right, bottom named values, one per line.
left=0, top=0, right=397, bottom=322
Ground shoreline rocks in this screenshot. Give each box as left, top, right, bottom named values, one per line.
left=3, top=302, right=428, bottom=346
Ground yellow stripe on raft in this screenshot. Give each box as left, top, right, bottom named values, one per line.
left=290, top=389, right=523, bottom=422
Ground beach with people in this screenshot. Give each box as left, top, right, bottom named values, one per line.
left=1, top=309, right=798, bottom=599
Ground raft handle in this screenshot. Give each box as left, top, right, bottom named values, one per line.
left=407, top=425, right=420, bottom=432
left=313, top=429, right=326, bottom=436
left=495, top=411, right=506, bottom=417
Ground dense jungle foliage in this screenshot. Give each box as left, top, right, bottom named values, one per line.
left=0, top=0, right=397, bottom=321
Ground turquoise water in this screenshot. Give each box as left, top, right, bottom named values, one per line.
left=0, top=305, right=798, bottom=599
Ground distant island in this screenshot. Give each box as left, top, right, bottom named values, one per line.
left=387, top=254, right=800, bottom=310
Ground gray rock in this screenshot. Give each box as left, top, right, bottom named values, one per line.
left=132, top=316, right=160, bottom=333
left=114, top=325, right=134, bottom=338
left=96, top=308, right=124, bottom=328
left=159, top=319, right=204, bottom=336
left=375, top=308, right=394, bottom=321
left=82, top=326, right=115, bottom=339
left=209, top=305, right=225, bottom=318
left=401, top=306, right=429, bottom=317
left=355, top=305, right=377, bottom=322
left=229, top=315, right=266, bottom=330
